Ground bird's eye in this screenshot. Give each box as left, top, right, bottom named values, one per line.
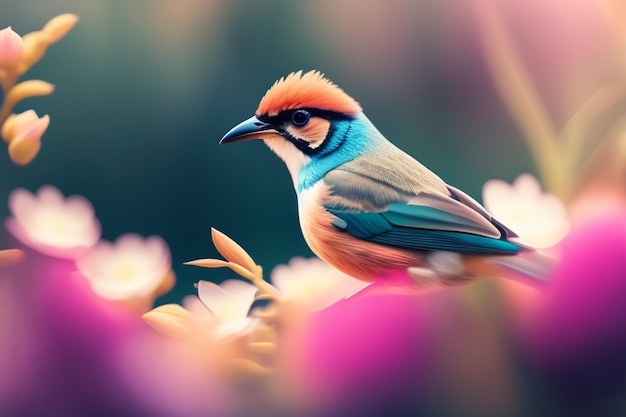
left=291, top=110, right=310, bottom=127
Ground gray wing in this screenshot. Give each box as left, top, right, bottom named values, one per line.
left=323, top=160, right=508, bottom=240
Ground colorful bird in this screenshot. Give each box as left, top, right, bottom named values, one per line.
left=220, top=70, right=548, bottom=287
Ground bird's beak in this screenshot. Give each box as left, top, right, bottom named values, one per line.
left=220, top=116, right=279, bottom=144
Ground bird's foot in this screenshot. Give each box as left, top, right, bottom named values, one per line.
left=408, top=251, right=476, bottom=288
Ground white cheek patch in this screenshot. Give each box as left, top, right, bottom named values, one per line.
left=307, top=138, right=325, bottom=149
left=286, top=117, right=331, bottom=150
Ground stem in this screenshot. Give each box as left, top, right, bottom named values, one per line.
left=560, top=82, right=626, bottom=192
left=0, top=73, right=18, bottom=126
left=473, top=0, right=568, bottom=199
left=248, top=265, right=281, bottom=301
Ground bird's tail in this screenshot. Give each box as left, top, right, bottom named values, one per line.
left=487, top=250, right=557, bottom=287
left=406, top=250, right=557, bottom=290
left=461, top=249, right=557, bottom=288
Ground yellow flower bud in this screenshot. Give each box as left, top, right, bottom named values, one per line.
left=41, top=13, right=79, bottom=44
left=5, top=111, right=49, bottom=165
left=4, top=80, right=55, bottom=110
left=18, top=14, right=78, bottom=74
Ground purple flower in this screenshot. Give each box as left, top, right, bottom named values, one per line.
left=510, top=204, right=626, bottom=406
left=279, top=271, right=519, bottom=417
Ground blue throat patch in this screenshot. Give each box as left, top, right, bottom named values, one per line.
left=297, top=118, right=371, bottom=192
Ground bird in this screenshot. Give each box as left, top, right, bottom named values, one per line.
left=220, top=70, right=548, bottom=287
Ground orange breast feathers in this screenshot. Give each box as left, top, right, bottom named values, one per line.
left=297, top=182, right=424, bottom=282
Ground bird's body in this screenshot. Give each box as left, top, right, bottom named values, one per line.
left=221, top=71, right=539, bottom=286
left=298, top=178, right=420, bottom=282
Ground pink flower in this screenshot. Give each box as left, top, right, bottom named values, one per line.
left=6, top=185, right=101, bottom=258
left=76, top=234, right=171, bottom=304
left=0, top=26, right=23, bottom=71
left=505, top=201, right=626, bottom=400
left=279, top=272, right=505, bottom=416
left=0, top=252, right=225, bottom=417
left=525, top=207, right=626, bottom=355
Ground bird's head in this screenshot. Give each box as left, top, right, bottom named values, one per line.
left=221, top=70, right=371, bottom=190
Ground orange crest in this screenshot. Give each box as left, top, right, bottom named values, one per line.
left=256, top=70, right=362, bottom=117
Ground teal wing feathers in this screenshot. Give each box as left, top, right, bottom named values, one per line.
left=323, top=168, right=523, bottom=255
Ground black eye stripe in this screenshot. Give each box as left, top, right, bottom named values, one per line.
left=254, top=109, right=356, bottom=156
left=257, top=108, right=353, bottom=125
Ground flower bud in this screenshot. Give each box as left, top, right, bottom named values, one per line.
left=2, top=80, right=54, bottom=116
left=18, top=14, right=78, bottom=74
left=2, top=109, right=39, bottom=142
left=41, top=14, right=79, bottom=44
left=0, top=27, right=23, bottom=71
left=5, top=111, right=49, bottom=165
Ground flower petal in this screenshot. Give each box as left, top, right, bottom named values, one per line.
left=271, top=257, right=369, bottom=312
left=7, top=114, right=48, bottom=165
left=17, top=14, right=78, bottom=74
left=143, top=304, right=195, bottom=338
left=212, top=318, right=258, bottom=340
left=40, top=13, right=79, bottom=44
left=6, top=186, right=101, bottom=257
left=77, top=234, right=171, bottom=302
left=197, top=279, right=257, bottom=321
left=0, top=26, right=23, bottom=71
left=483, top=174, right=570, bottom=248
left=2, top=110, right=40, bottom=143
left=184, top=258, right=230, bottom=268
left=513, top=173, right=542, bottom=201
left=8, top=134, right=40, bottom=165
left=4, top=80, right=54, bottom=109
left=211, top=228, right=257, bottom=273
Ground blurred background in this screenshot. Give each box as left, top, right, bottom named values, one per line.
left=0, top=0, right=617, bottom=304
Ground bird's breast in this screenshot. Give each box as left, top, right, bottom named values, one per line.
left=297, top=182, right=424, bottom=282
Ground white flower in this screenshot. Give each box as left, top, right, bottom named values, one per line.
left=271, top=257, right=369, bottom=312
left=184, top=279, right=259, bottom=340
left=6, top=185, right=101, bottom=258
left=76, top=234, right=171, bottom=301
left=482, top=173, right=570, bottom=248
